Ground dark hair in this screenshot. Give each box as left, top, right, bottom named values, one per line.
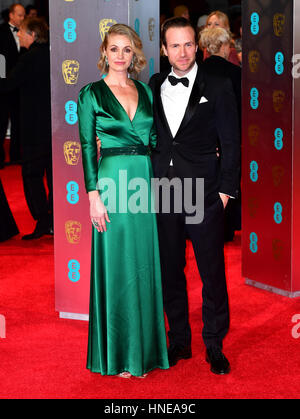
left=26, top=5, right=38, bottom=15
left=161, top=17, right=196, bottom=47
left=22, top=17, right=49, bottom=44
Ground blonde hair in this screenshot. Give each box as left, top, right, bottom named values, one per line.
left=98, top=23, right=146, bottom=76
left=206, top=10, right=230, bottom=32
left=200, top=27, right=231, bottom=55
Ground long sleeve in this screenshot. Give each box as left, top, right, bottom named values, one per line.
left=142, top=81, right=157, bottom=149
left=77, top=83, right=98, bottom=193
left=215, top=77, right=240, bottom=198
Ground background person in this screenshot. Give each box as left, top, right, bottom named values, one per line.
left=202, top=10, right=240, bottom=66
left=0, top=3, right=25, bottom=168
left=201, top=26, right=241, bottom=241
left=0, top=177, right=19, bottom=242
left=0, top=17, right=53, bottom=240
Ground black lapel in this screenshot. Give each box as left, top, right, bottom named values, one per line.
left=175, top=68, right=206, bottom=138
left=155, top=71, right=174, bottom=140
left=6, top=23, right=18, bottom=53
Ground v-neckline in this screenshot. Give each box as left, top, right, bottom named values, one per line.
left=101, top=78, right=140, bottom=123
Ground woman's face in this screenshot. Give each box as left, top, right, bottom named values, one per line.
left=104, top=34, right=134, bottom=73
left=207, top=14, right=224, bottom=29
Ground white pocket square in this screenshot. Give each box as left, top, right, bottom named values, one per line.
left=199, top=96, right=208, bottom=104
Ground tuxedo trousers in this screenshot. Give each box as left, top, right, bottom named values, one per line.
left=156, top=167, right=229, bottom=350
left=0, top=92, right=21, bottom=164
left=22, top=149, right=53, bottom=225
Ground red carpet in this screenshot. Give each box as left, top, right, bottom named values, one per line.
left=1, top=165, right=300, bottom=399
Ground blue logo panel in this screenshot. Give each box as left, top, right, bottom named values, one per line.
left=64, top=18, right=77, bottom=43
left=68, top=259, right=80, bottom=282
left=65, top=101, right=78, bottom=125
left=274, top=128, right=283, bottom=150
left=275, top=52, right=284, bottom=75
left=250, top=160, right=258, bottom=182
left=250, top=87, right=259, bottom=109
left=250, top=12, right=260, bottom=35
left=250, top=232, right=258, bottom=253
left=67, top=181, right=79, bottom=204
left=274, top=202, right=283, bottom=224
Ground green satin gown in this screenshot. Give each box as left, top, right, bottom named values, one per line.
left=78, top=79, right=169, bottom=376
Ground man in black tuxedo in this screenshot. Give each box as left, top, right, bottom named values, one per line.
left=149, top=17, right=240, bottom=375
left=0, top=3, right=25, bottom=168
left=0, top=17, right=52, bottom=240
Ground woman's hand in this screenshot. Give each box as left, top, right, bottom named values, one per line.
left=96, top=136, right=101, bottom=161
left=89, top=191, right=110, bottom=233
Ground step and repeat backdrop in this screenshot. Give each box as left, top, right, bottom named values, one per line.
left=242, top=0, right=300, bottom=296
left=49, top=0, right=160, bottom=319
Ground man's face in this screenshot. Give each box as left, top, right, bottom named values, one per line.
left=9, top=5, right=25, bottom=28
left=17, top=26, right=35, bottom=49
left=163, top=26, right=197, bottom=77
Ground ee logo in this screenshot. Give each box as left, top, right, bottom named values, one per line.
left=149, top=58, right=155, bottom=78
left=64, top=18, right=77, bottom=43
left=135, top=19, right=140, bottom=36
left=65, top=101, right=78, bottom=125
left=67, top=181, right=79, bottom=204
left=250, top=160, right=258, bottom=182
left=274, top=202, right=283, bottom=224
left=250, top=12, right=260, bottom=35
left=250, top=232, right=258, bottom=253
left=275, top=52, right=284, bottom=75
left=274, top=128, right=283, bottom=150
left=250, top=87, right=259, bottom=109
left=68, top=259, right=80, bottom=283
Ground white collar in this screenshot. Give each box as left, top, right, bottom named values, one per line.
left=170, top=62, right=198, bottom=82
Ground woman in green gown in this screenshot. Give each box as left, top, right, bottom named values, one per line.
left=77, top=24, right=169, bottom=377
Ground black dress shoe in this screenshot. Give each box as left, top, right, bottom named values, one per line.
left=168, top=345, right=192, bottom=367
left=22, top=222, right=52, bottom=240
left=206, top=347, right=230, bottom=375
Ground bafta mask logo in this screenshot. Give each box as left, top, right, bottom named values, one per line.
left=65, top=220, right=82, bottom=244
left=99, top=19, right=117, bottom=41
left=273, top=13, right=286, bottom=37
left=248, top=124, right=260, bottom=146
left=62, top=60, right=80, bottom=85
left=64, top=141, right=81, bottom=166
left=272, top=165, right=285, bottom=187
left=248, top=197, right=259, bottom=218
left=272, top=239, right=283, bottom=261
left=148, top=18, right=155, bottom=41
left=248, top=50, right=260, bottom=73
left=273, top=90, right=285, bottom=113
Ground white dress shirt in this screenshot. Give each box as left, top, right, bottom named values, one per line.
left=160, top=62, right=198, bottom=165
left=9, top=24, right=20, bottom=51
left=161, top=62, right=198, bottom=138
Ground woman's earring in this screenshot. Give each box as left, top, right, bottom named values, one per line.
left=105, top=56, right=109, bottom=67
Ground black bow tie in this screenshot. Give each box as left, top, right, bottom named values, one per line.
left=12, top=26, right=19, bottom=32
left=168, top=75, right=189, bottom=88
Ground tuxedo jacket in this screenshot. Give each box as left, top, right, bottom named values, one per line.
left=202, top=55, right=241, bottom=127
left=149, top=65, right=240, bottom=201
left=0, top=42, right=51, bottom=153
left=0, top=23, right=21, bottom=75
